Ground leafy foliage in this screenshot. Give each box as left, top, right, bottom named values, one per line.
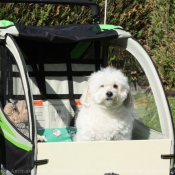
left=146, top=1, right=175, bottom=90
left=0, top=3, right=93, bottom=25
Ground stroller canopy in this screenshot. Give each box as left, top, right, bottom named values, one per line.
left=0, top=21, right=121, bottom=43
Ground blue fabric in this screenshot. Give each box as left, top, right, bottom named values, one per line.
left=37, top=127, right=77, bottom=142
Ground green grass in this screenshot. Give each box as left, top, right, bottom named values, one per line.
left=168, top=97, right=175, bottom=125
left=133, top=93, right=175, bottom=132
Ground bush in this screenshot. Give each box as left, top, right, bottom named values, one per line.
left=146, top=1, right=175, bottom=90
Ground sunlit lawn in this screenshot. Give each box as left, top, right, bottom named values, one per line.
left=168, top=97, right=175, bottom=125
left=133, top=93, right=175, bottom=132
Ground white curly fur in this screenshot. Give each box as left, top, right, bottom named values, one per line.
left=73, top=66, right=134, bottom=141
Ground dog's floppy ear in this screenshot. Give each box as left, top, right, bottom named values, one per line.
left=80, top=80, right=91, bottom=107
left=123, top=90, right=133, bottom=109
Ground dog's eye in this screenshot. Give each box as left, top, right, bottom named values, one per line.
left=113, top=84, right=118, bottom=89
left=100, top=85, right=104, bottom=87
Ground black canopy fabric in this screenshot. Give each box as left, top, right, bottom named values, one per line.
left=15, top=24, right=118, bottom=43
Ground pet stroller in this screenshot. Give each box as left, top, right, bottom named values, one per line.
left=0, top=0, right=174, bottom=175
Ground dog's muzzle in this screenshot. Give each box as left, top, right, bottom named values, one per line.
left=106, top=91, right=113, bottom=100
left=106, top=91, right=113, bottom=97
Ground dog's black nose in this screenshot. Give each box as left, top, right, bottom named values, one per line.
left=106, top=91, right=113, bottom=97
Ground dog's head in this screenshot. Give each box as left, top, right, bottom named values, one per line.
left=81, top=67, right=133, bottom=109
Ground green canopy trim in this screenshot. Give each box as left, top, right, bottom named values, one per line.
left=99, top=24, right=123, bottom=31
left=0, top=20, right=14, bottom=27
left=70, top=41, right=91, bottom=59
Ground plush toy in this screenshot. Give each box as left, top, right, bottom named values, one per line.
left=4, top=99, right=28, bottom=124
left=4, top=99, right=45, bottom=142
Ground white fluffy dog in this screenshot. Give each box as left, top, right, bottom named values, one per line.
left=73, top=66, right=134, bottom=141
